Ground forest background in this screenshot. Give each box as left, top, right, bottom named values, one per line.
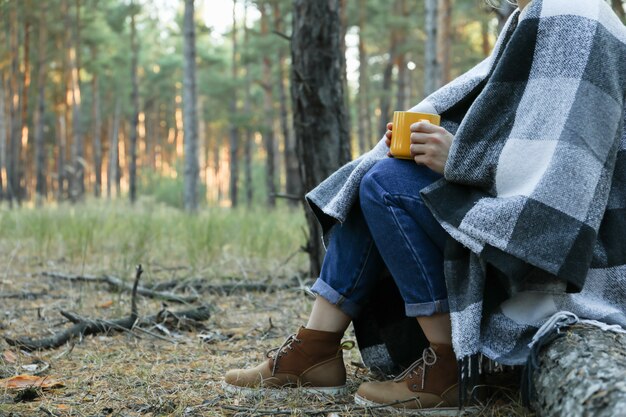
left=0, top=0, right=625, bottom=316
left=7, top=0, right=620, bottom=277
left=0, top=1, right=625, bottom=415
left=1, top=0, right=578, bottom=211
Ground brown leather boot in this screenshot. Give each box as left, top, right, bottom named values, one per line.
left=223, top=327, right=352, bottom=396
left=355, top=344, right=461, bottom=414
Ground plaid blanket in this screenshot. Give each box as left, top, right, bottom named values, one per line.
left=306, top=0, right=626, bottom=368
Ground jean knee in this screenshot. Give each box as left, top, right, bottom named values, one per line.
left=359, top=168, right=382, bottom=210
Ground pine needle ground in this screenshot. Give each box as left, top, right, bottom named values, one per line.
left=0, top=201, right=532, bottom=416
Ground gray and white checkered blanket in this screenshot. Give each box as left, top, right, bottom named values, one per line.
left=306, top=0, right=626, bottom=367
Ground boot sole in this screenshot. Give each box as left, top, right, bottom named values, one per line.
left=222, top=380, right=349, bottom=399
left=354, top=394, right=479, bottom=416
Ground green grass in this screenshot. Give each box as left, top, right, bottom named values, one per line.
left=0, top=198, right=308, bottom=281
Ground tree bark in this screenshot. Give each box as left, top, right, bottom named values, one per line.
left=260, top=3, right=277, bottom=207
left=273, top=0, right=301, bottom=204
left=357, top=0, right=371, bottom=155
left=129, top=7, right=139, bottom=204
left=34, top=3, right=48, bottom=206
left=291, top=0, right=351, bottom=276
left=531, top=324, right=626, bottom=416
left=339, top=0, right=352, bottom=152
left=424, top=0, right=439, bottom=96
left=229, top=0, right=239, bottom=207
left=182, top=0, right=200, bottom=211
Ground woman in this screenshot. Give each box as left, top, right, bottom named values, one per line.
left=224, top=0, right=626, bottom=412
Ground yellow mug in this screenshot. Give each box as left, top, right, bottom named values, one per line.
left=390, top=111, right=441, bottom=160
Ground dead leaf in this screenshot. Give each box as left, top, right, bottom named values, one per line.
left=56, top=404, right=70, bottom=410
left=97, top=300, right=114, bottom=309
left=2, top=350, right=17, bottom=364
left=0, top=375, right=64, bottom=389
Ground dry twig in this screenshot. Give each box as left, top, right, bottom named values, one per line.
left=5, top=266, right=211, bottom=351
left=42, top=270, right=197, bottom=303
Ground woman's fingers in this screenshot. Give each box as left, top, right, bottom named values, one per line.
left=410, top=132, right=438, bottom=144
left=387, top=122, right=393, bottom=130
left=410, top=143, right=428, bottom=155
left=410, top=121, right=442, bottom=134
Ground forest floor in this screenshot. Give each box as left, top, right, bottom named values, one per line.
left=0, top=202, right=533, bottom=417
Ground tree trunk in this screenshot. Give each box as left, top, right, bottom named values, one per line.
left=612, top=0, right=626, bottom=22
left=107, top=98, right=121, bottom=199
left=292, top=0, right=351, bottom=276
left=339, top=0, right=352, bottom=152
left=395, top=0, right=409, bottom=112
left=242, top=2, right=253, bottom=207
left=68, top=0, right=84, bottom=202
left=357, top=0, right=370, bottom=155
left=182, top=0, right=199, bottom=212
left=260, top=3, right=277, bottom=207
left=213, top=129, right=222, bottom=204
left=481, top=18, right=491, bottom=57
left=531, top=324, right=626, bottom=416
left=424, top=0, right=439, bottom=96
left=19, top=1, right=31, bottom=202
left=34, top=3, right=48, bottom=206
left=378, top=37, right=396, bottom=135
left=229, top=0, right=239, bottom=207
left=273, top=0, right=301, bottom=204
left=56, top=114, right=67, bottom=201
left=0, top=73, right=6, bottom=201
left=437, top=0, right=452, bottom=85
left=8, top=1, right=22, bottom=205
left=129, top=8, right=139, bottom=204
left=92, top=62, right=102, bottom=198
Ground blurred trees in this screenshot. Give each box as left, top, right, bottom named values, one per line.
left=3, top=0, right=616, bottom=209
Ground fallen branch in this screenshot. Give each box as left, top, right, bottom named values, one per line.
left=5, top=266, right=211, bottom=351
left=0, top=291, right=47, bottom=300
left=42, top=271, right=197, bottom=303
left=5, top=305, right=211, bottom=352
left=150, top=280, right=299, bottom=294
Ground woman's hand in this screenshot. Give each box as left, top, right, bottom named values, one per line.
left=385, top=122, right=393, bottom=157
left=409, top=122, right=453, bottom=175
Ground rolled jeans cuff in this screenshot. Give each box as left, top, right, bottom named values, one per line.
left=310, top=278, right=362, bottom=319
left=405, top=298, right=449, bottom=317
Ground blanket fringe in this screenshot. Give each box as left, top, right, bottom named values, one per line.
left=521, top=311, right=579, bottom=406
left=457, top=354, right=482, bottom=407
left=458, top=354, right=514, bottom=408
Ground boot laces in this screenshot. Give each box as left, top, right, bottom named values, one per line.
left=393, top=346, right=438, bottom=390
left=266, top=334, right=301, bottom=376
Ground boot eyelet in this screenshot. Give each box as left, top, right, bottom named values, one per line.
left=412, top=384, right=417, bottom=390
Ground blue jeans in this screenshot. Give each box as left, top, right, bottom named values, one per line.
left=311, top=158, right=449, bottom=318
